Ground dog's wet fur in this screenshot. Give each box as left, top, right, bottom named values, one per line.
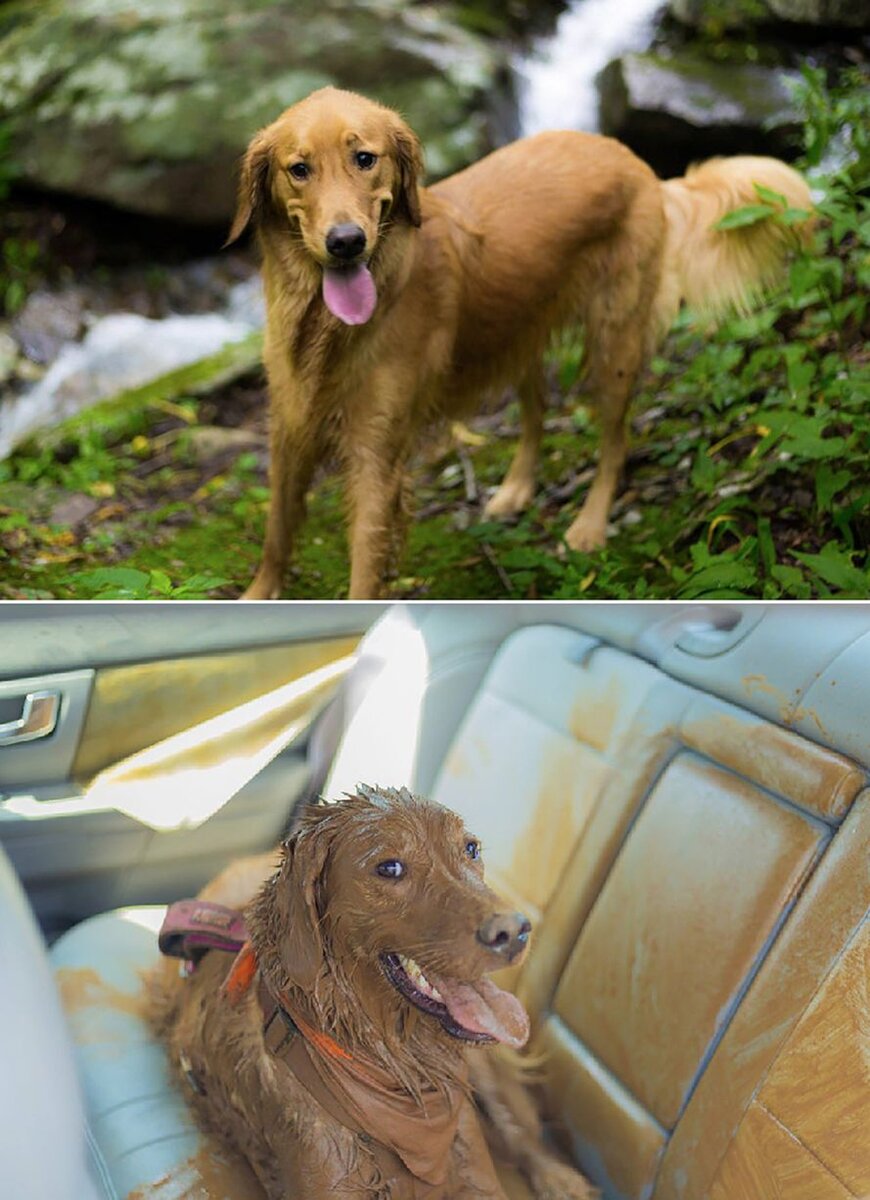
left=150, top=787, right=596, bottom=1199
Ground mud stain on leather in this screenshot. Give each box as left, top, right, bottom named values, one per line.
left=569, top=677, right=621, bottom=753
left=741, top=675, right=828, bottom=737
left=507, top=739, right=605, bottom=917
left=682, top=711, right=863, bottom=820
left=444, top=735, right=491, bottom=781
left=55, top=966, right=148, bottom=1025
left=126, top=1142, right=265, bottom=1200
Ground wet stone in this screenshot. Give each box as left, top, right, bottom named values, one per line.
left=12, top=290, right=87, bottom=364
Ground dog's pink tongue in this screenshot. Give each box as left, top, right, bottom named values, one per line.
left=431, top=975, right=530, bottom=1048
left=322, top=264, right=377, bottom=326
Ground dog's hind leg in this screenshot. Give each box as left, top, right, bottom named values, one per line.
left=563, top=317, right=645, bottom=554
left=484, top=362, right=546, bottom=519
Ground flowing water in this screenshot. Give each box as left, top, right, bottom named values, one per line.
left=3, top=0, right=666, bottom=458
left=516, top=0, right=664, bottom=136
left=0, top=277, right=263, bottom=461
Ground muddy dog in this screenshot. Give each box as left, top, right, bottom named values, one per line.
left=151, top=787, right=595, bottom=1199
left=229, top=86, right=811, bottom=598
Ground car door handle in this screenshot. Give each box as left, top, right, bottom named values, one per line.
left=0, top=691, right=60, bottom=746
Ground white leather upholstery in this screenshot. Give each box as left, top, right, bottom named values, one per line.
left=0, top=845, right=101, bottom=1200
left=8, top=607, right=867, bottom=1200
left=325, top=603, right=529, bottom=799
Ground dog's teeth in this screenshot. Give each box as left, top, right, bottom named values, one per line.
left=429, top=986, right=443, bottom=1002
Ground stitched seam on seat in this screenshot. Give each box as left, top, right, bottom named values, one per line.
left=114, top=1130, right=200, bottom=1161
left=85, top=1123, right=120, bottom=1200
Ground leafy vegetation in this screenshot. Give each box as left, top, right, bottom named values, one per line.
left=0, top=65, right=867, bottom=599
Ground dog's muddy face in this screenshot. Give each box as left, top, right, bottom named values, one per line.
left=272, top=787, right=531, bottom=1049
left=228, top=88, right=423, bottom=326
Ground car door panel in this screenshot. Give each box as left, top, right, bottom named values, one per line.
left=0, top=612, right=372, bottom=931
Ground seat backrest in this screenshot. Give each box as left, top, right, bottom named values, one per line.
left=430, top=625, right=869, bottom=1200
left=0, top=845, right=100, bottom=1200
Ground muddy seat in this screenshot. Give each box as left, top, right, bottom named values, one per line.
left=42, top=622, right=870, bottom=1199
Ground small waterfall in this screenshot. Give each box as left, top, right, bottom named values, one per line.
left=515, top=0, right=664, bottom=136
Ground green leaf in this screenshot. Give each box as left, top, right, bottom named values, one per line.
left=149, top=569, right=173, bottom=595
left=771, top=564, right=811, bottom=598
left=815, top=464, right=852, bottom=512
left=70, top=567, right=152, bottom=598
left=757, top=517, right=776, bottom=576
left=785, top=356, right=816, bottom=399
left=691, top=445, right=719, bottom=494
left=714, top=205, right=776, bottom=231
left=676, top=559, right=759, bottom=599
left=171, top=573, right=230, bottom=597
left=753, top=182, right=788, bottom=208
left=793, top=546, right=869, bottom=594
left=779, top=206, right=812, bottom=227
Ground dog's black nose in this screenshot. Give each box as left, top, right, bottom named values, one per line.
left=325, top=223, right=367, bottom=261
left=477, top=911, right=532, bottom=960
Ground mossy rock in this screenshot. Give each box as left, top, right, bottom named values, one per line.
left=0, top=0, right=500, bottom=225
left=765, top=0, right=870, bottom=26
left=599, top=50, right=803, bottom=177
left=671, top=0, right=870, bottom=27
left=669, top=0, right=770, bottom=31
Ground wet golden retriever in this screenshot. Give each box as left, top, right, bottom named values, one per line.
left=152, top=787, right=595, bottom=1199
left=231, top=87, right=811, bottom=599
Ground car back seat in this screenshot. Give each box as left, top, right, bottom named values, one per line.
left=45, top=620, right=870, bottom=1200
left=432, top=625, right=869, bottom=1200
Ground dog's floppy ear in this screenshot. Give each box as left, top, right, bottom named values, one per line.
left=226, top=129, right=272, bottom=245
left=389, top=117, right=423, bottom=228
left=268, top=820, right=334, bottom=989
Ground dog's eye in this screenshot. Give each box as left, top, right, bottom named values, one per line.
left=355, top=151, right=378, bottom=171
left=376, top=859, right=405, bottom=879
left=465, top=840, right=481, bottom=861
left=288, top=162, right=310, bottom=181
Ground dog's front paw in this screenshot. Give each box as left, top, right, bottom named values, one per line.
left=483, top=478, right=535, bottom=519
left=240, top=571, right=282, bottom=600
left=563, top=514, right=607, bottom=553
left=530, top=1159, right=598, bottom=1200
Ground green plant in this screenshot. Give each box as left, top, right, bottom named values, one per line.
left=66, top=566, right=230, bottom=599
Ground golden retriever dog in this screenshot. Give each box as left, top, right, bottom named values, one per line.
left=231, top=87, right=811, bottom=599
left=151, top=787, right=595, bottom=1199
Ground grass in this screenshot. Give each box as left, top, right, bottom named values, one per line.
left=0, top=66, right=867, bottom=600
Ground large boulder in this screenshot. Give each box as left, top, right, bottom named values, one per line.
left=670, top=0, right=870, bottom=26
left=0, top=0, right=499, bottom=226
left=599, top=50, right=803, bottom=177
left=764, top=0, right=870, bottom=26
left=668, top=0, right=769, bottom=30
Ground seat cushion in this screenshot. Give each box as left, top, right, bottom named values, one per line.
left=50, top=907, right=264, bottom=1200
left=50, top=906, right=530, bottom=1200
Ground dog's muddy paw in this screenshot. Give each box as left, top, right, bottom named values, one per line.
left=563, top=516, right=607, bottom=553
left=240, top=575, right=282, bottom=600
left=483, top=479, right=535, bottom=519
left=530, top=1160, right=598, bottom=1200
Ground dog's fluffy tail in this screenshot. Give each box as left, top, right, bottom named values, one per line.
left=653, top=155, right=814, bottom=336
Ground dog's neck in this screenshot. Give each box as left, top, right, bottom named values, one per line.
left=253, top=933, right=468, bottom=1100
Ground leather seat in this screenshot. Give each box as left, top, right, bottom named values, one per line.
left=15, top=615, right=870, bottom=1199
left=0, top=844, right=104, bottom=1200
left=49, top=907, right=264, bottom=1200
